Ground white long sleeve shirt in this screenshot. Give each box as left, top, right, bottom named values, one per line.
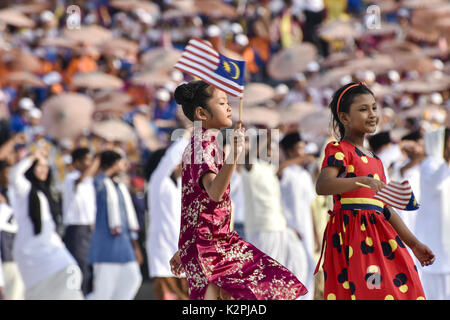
left=416, top=156, right=450, bottom=274
left=280, top=164, right=316, bottom=258
left=147, top=137, right=188, bottom=277
left=9, top=157, right=76, bottom=289
left=62, top=170, right=96, bottom=226
left=241, top=160, right=287, bottom=234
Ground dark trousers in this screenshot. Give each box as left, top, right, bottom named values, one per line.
left=62, top=225, right=93, bottom=296
left=304, top=9, right=329, bottom=57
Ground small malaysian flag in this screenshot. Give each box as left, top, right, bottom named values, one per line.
left=174, top=38, right=245, bottom=98
left=374, top=180, right=420, bottom=211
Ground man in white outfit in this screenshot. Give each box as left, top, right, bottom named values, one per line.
left=279, top=132, right=317, bottom=300
left=147, top=135, right=189, bottom=300
left=62, top=148, right=98, bottom=297
left=415, top=127, right=450, bottom=300
left=240, top=132, right=310, bottom=299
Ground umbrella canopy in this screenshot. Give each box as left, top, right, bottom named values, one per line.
left=4, top=71, right=46, bottom=87
left=63, top=25, right=113, bottom=46
left=131, top=71, right=173, bottom=86
left=299, top=109, right=332, bottom=137
left=234, top=106, right=280, bottom=127
left=91, top=119, right=137, bottom=143
left=344, top=54, right=396, bottom=75
left=133, top=113, right=161, bottom=151
left=0, top=9, right=35, bottom=28
left=377, top=40, right=422, bottom=55
left=279, top=102, right=319, bottom=124
left=172, top=0, right=238, bottom=19
left=98, top=37, right=139, bottom=59
left=3, top=50, right=41, bottom=73
left=11, top=3, right=50, bottom=14
left=267, top=43, right=317, bottom=81
left=318, top=20, right=360, bottom=41
left=394, top=78, right=450, bottom=93
left=94, top=90, right=133, bottom=113
left=242, top=83, right=275, bottom=107
left=140, top=47, right=182, bottom=73
left=41, top=93, right=95, bottom=139
left=110, top=0, right=160, bottom=14
left=39, top=37, right=77, bottom=49
left=73, top=72, right=124, bottom=90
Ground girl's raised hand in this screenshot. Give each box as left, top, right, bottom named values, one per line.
left=232, top=122, right=245, bottom=162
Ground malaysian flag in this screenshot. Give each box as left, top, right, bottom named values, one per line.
left=374, top=180, right=420, bottom=211
left=174, top=38, right=246, bottom=98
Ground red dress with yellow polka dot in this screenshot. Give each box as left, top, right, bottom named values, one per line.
left=315, top=140, right=426, bottom=300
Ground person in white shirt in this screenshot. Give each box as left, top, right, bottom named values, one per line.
left=9, top=149, right=83, bottom=300
left=416, top=127, right=450, bottom=300
left=240, top=131, right=309, bottom=299
left=62, top=148, right=99, bottom=297
left=278, top=132, right=317, bottom=300
left=146, top=135, right=189, bottom=300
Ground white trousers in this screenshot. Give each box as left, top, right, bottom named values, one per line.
left=421, top=272, right=450, bottom=300
left=25, top=264, right=84, bottom=300
left=92, top=262, right=142, bottom=300
left=2, top=262, right=25, bottom=300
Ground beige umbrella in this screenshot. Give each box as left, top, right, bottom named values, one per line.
left=98, top=38, right=139, bottom=59
left=358, top=23, right=401, bottom=38
left=267, top=43, right=317, bottom=81
left=39, top=37, right=77, bottom=49
left=4, top=71, right=46, bottom=87
left=131, top=71, right=173, bottom=86
left=233, top=106, right=280, bottom=127
left=308, top=66, right=354, bottom=88
left=173, top=0, right=238, bottom=19
left=402, top=0, right=445, bottom=8
left=73, top=72, right=124, bottom=90
left=3, top=50, right=41, bottom=73
left=320, top=52, right=355, bottom=68
left=0, top=9, right=35, bottom=28
left=63, top=25, right=113, bottom=46
left=377, top=40, right=422, bottom=55
left=91, top=119, right=137, bottom=143
left=393, top=55, right=437, bottom=73
left=299, top=109, right=332, bottom=137
left=133, top=113, right=161, bottom=151
left=344, top=55, right=396, bottom=75
left=140, top=47, right=182, bottom=73
left=318, top=20, right=360, bottom=41
left=395, top=79, right=450, bottom=93
left=279, top=102, right=319, bottom=124
left=110, top=0, right=160, bottom=14
left=41, top=93, right=95, bottom=139
left=242, top=83, right=275, bottom=107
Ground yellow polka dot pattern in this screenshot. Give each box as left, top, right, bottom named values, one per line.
left=399, top=285, right=408, bottom=293
left=367, top=265, right=379, bottom=273
left=374, top=173, right=380, bottom=180
left=389, top=239, right=398, bottom=252
left=417, top=296, right=425, bottom=300
left=348, top=165, right=355, bottom=173
left=365, top=237, right=373, bottom=246
left=348, top=246, right=353, bottom=258
left=361, top=156, right=368, bottom=164
left=335, top=152, right=345, bottom=160
left=385, top=295, right=394, bottom=300
left=327, top=293, right=336, bottom=300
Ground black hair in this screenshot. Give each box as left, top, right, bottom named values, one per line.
left=368, top=131, right=391, bottom=154
left=329, top=82, right=375, bottom=140
left=174, top=80, right=214, bottom=122
left=401, top=130, right=422, bottom=142
left=144, top=148, right=167, bottom=181
left=280, top=132, right=302, bottom=152
left=71, top=147, right=90, bottom=163
left=100, top=150, right=122, bottom=170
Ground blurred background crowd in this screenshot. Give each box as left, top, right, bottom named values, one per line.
left=0, top=0, right=449, bottom=300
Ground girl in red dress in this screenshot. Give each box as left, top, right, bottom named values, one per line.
left=169, top=80, right=307, bottom=300
left=315, top=82, right=435, bottom=300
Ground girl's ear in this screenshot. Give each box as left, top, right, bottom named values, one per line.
left=338, top=112, right=349, bottom=126
left=194, top=106, right=210, bottom=121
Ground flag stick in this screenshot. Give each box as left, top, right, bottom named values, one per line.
left=238, top=98, right=243, bottom=129
left=356, top=182, right=372, bottom=189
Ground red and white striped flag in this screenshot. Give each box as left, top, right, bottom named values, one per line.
left=174, top=38, right=245, bottom=98
left=374, top=180, right=420, bottom=211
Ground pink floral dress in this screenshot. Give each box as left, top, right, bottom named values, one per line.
left=178, top=128, right=307, bottom=300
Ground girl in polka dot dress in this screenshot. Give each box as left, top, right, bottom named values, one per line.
left=315, top=82, right=435, bottom=300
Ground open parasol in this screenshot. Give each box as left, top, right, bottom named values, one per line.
left=63, top=25, right=113, bottom=46
left=242, top=83, right=276, bottom=107
left=41, top=93, right=95, bottom=139
left=91, top=119, right=137, bottom=143
left=73, top=72, right=124, bottom=90
left=267, top=43, right=317, bottom=81
left=4, top=71, right=46, bottom=88
left=0, top=9, right=35, bottom=28
left=279, top=102, right=319, bottom=125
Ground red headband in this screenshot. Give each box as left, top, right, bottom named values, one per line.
left=336, top=81, right=366, bottom=114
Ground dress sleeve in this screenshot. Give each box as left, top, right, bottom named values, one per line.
left=321, top=141, right=349, bottom=176
left=191, top=140, right=220, bottom=189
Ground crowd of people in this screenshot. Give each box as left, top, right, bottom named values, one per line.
left=0, top=0, right=449, bottom=300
